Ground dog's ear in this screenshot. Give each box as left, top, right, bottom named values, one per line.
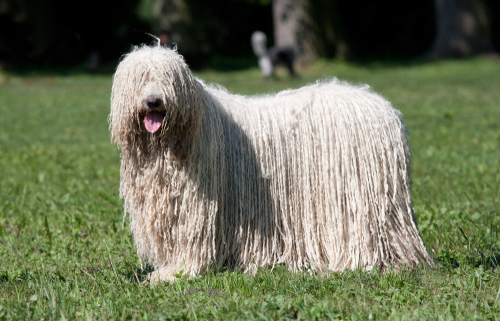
left=154, top=51, right=202, bottom=130
left=158, top=73, right=202, bottom=161
left=110, top=59, right=149, bottom=148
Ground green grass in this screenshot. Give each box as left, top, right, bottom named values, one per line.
left=1, top=58, right=500, bottom=320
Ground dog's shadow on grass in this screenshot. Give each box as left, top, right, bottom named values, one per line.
left=437, top=250, right=500, bottom=270
left=476, top=251, right=500, bottom=269
left=212, top=105, right=276, bottom=273
left=124, top=262, right=155, bottom=284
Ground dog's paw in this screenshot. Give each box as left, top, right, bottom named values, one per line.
left=147, top=267, right=190, bottom=284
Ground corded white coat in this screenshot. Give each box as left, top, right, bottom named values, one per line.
left=110, top=45, right=436, bottom=282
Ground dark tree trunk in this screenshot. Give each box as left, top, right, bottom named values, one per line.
left=153, top=0, right=213, bottom=68
left=272, top=0, right=317, bottom=64
left=430, top=0, right=496, bottom=58
left=309, top=0, right=350, bottom=60
left=153, top=0, right=197, bottom=53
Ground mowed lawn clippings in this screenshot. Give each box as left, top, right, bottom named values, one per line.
left=1, top=59, right=500, bottom=320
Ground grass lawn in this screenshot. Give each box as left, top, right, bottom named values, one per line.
left=1, top=58, right=499, bottom=320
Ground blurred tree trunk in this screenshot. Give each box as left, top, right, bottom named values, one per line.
left=308, top=0, right=350, bottom=60
left=153, top=0, right=195, bottom=52
left=153, top=0, right=211, bottom=68
left=273, top=0, right=317, bottom=64
left=430, top=0, right=496, bottom=58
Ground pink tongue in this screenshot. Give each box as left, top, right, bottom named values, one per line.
left=144, top=111, right=163, bottom=133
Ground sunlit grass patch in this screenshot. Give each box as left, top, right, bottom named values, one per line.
left=1, top=58, right=499, bottom=320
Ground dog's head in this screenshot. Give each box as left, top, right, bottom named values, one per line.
left=110, top=45, right=201, bottom=155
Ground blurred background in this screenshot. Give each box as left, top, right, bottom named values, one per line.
left=0, top=0, right=499, bottom=72
left=1, top=2, right=500, bottom=318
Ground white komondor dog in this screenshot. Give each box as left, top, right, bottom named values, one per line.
left=110, top=45, right=436, bottom=282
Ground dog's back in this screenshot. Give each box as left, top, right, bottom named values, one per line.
left=198, top=79, right=431, bottom=272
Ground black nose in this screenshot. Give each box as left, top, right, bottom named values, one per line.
left=146, top=96, right=163, bottom=109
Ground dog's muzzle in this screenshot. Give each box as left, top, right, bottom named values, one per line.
left=144, top=96, right=165, bottom=133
